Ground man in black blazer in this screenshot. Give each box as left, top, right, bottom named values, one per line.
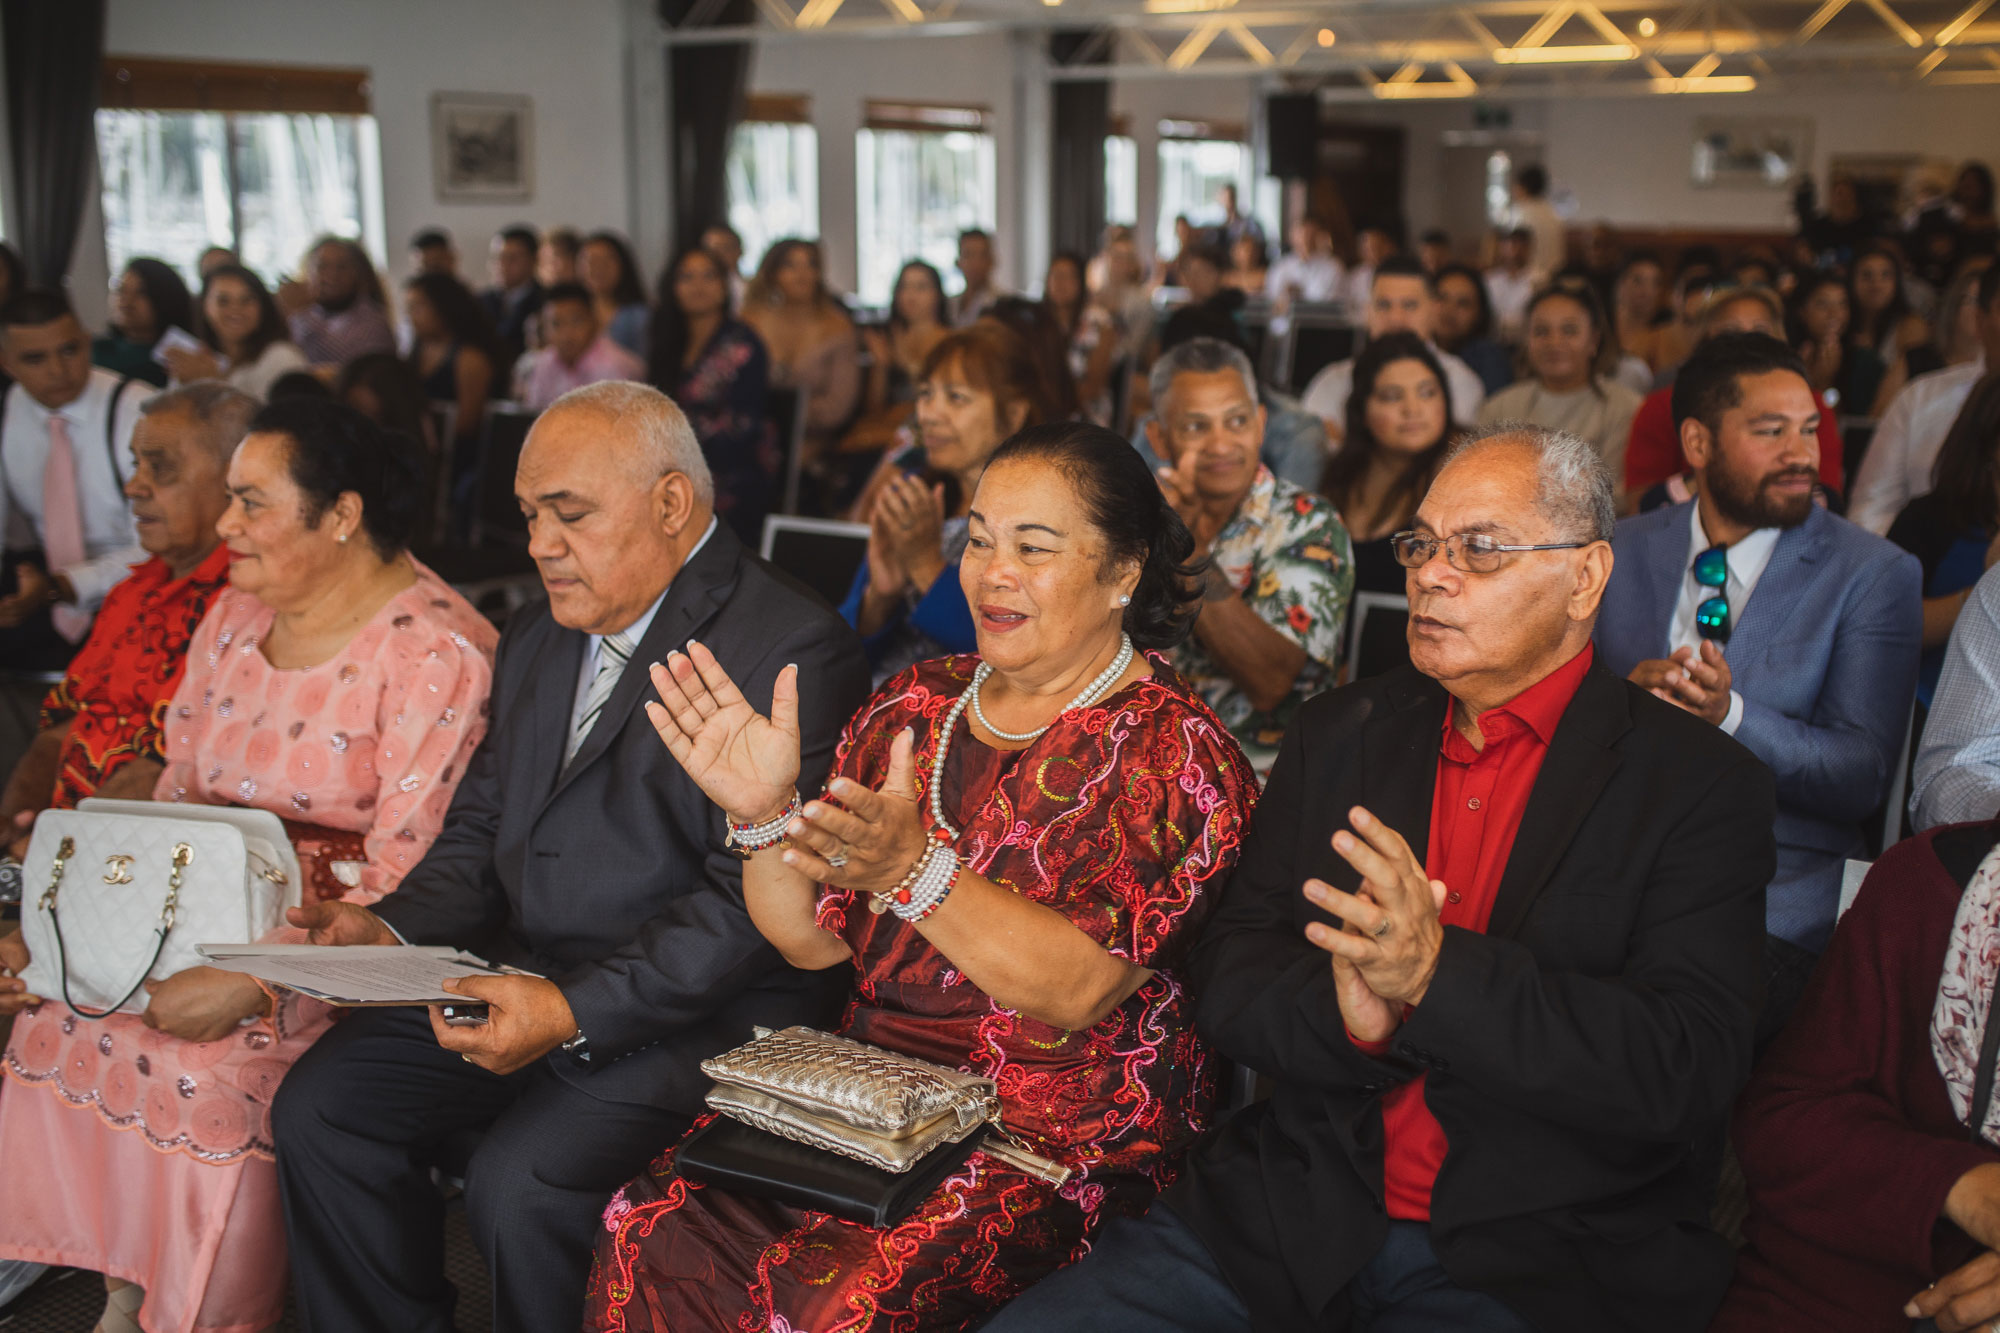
left=479, top=224, right=546, bottom=370
left=987, top=426, right=1776, bottom=1332
left=272, top=382, right=869, bottom=1333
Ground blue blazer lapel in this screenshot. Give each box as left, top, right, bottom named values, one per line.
left=1725, top=507, right=1829, bottom=670
left=1642, top=505, right=1693, bottom=661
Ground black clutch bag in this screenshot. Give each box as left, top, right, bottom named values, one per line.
left=676, top=1114, right=982, bottom=1228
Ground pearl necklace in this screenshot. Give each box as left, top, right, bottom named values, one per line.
left=929, top=634, right=1135, bottom=841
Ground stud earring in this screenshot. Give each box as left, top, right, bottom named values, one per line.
left=336, top=532, right=349, bottom=544
left=1118, top=594, right=1131, bottom=606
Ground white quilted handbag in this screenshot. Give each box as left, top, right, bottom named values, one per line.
left=17, top=798, right=302, bottom=1018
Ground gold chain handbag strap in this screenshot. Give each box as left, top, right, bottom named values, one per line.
left=40, top=836, right=196, bottom=1020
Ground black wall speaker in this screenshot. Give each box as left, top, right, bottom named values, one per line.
left=1266, top=93, right=1318, bottom=180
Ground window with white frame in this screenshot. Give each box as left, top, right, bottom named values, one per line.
left=1156, top=125, right=1248, bottom=258
left=1105, top=134, right=1137, bottom=228
left=97, top=59, right=384, bottom=287
left=855, top=102, right=996, bottom=306
left=727, top=96, right=820, bottom=276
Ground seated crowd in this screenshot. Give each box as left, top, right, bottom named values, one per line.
left=0, top=154, right=1997, bottom=1333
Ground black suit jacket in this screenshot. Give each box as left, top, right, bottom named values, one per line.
left=481, top=282, right=545, bottom=371
left=375, top=523, right=870, bottom=1113
left=1166, top=660, right=1777, bottom=1332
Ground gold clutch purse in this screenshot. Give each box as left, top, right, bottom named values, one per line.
left=700, top=1026, right=1070, bottom=1184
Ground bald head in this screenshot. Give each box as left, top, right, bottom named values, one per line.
left=517, top=382, right=716, bottom=634
left=541, top=380, right=714, bottom=501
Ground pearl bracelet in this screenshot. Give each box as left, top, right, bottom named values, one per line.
left=892, top=843, right=960, bottom=923
left=725, top=792, right=801, bottom=858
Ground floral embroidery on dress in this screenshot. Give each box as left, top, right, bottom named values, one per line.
left=586, top=654, right=1258, bottom=1332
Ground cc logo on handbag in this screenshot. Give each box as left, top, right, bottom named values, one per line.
left=102, top=854, right=136, bottom=886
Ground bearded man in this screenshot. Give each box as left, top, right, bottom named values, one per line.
left=1594, top=330, right=1921, bottom=1045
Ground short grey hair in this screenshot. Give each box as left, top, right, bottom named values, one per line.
left=544, top=379, right=714, bottom=504
left=139, top=381, right=259, bottom=463
left=1147, top=337, right=1259, bottom=418
left=1445, top=422, right=1616, bottom=543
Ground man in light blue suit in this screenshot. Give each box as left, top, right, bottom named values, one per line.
left=1594, top=332, right=1921, bottom=1045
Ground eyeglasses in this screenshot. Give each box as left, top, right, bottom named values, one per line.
left=1693, top=543, right=1731, bottom=642
left=1389, top=530, right=1591, bottom=575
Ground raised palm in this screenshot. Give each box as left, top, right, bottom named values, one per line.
left=644, top=641, right=801, bottom=824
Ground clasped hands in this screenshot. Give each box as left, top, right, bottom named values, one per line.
left=1301, top=807, right=1448, bottom=1046
left=284, top=901, right=577, bottom=1076
left=865, top=473, right=947, bottom=602
left=1630, top=641, right=1732, bottom=728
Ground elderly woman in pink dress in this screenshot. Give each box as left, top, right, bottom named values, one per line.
left=0, top=399, right=497, bottom=1333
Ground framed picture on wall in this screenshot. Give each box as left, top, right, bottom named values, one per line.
left=431, top=92, right=533, bottom=201
left=1691, top=117, right=1812, bottom=190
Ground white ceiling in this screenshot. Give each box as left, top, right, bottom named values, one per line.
left=658, top=0, right=2000, bottom=96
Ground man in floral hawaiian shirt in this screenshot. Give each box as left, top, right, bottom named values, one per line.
left=1147, top=338, right=1354, bottom=779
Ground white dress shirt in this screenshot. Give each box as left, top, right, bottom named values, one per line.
left=1914, top=562, right=2000, bottom=829
left=1507, top=197, right=1569, bottom=283
left=1847, top=356, right=1986, bottom=535
left=1484, top=267, right=1536, bottom=341
left=1668, top=502, right=1781, bottom=736
left=1264, top=254, right=1345, bottom=305
left=223, top=341, right=309, bottom=401
left=569, top=516, right=717, bottom=733
left=0, top=368, right=148, bottom=612
left=1301, top=343, right=1489, bottom=439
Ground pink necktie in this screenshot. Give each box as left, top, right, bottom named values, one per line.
left=42, top=414, right=90, bottom=643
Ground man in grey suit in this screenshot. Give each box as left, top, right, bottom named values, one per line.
left=272, top=382, right=870, bottom=1333
left=1594, top=332, right=1920, bottom=1045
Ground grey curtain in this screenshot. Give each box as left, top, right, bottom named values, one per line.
left=4, top=0, right=107, bottom=287
left=661, top=0, right=754, bottom=256
left=1049, top=30, right=1109, bottom=259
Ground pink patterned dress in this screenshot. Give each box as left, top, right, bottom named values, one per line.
left=588, top=654, right=1257, bottom=1332
left=0, top=565, right=496, bottom=1333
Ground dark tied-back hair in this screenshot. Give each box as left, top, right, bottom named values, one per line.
left=1, top=287, right=77, bottom=328
left=1670, top=331, right=1810, bottom=437
left=982, top=421, right=1202, bottom=651
left=121, top=257, right=195, bottom=344
left=1432, top=261, right=1494, bottom=342
left=267, top=371, right=334, bottom=403
left=582, top=231, right=649, bottom=307
left=1928, top=373, right=2000, bottom=534
left=981, top=296, right=1078, bottom=422
left=1524, top=280, right=1616, bottom=390
left=196, top=264, right=289, bottom=365
left=249, top=398, right=424, bottom=560
left=336, top=352, right=436, bottom=454
left=1323, top=331, right=1455, bottom=519
left=403, top=271, right=498, bottom=360
left=647, top=244, right=736, bottom=390
left=1849, top=243, right=1916, bottom=351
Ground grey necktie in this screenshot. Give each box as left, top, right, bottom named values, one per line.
left=566, top=631, right=635, bottom=764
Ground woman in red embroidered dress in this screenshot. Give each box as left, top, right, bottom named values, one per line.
left=587, top=423, right=1258, bottom=1332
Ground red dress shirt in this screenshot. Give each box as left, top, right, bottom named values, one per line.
left=39, top=545, right=232, bottom=809
left=1361, top=644, right=1595, bottom=1221
left=1623, top=387, right=1844, bottom=496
